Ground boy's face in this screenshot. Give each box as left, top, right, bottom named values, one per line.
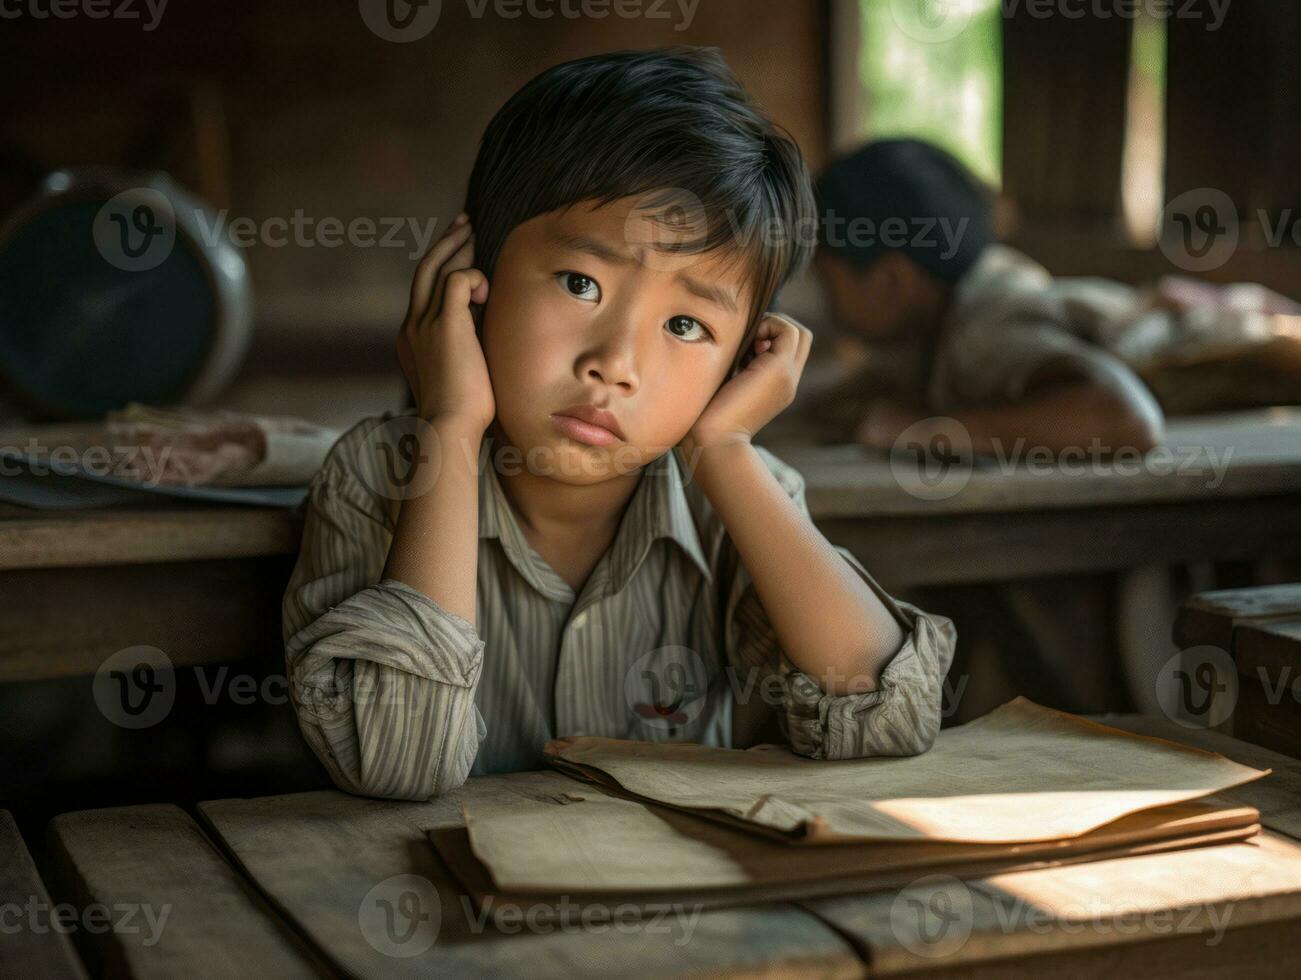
left=813, top=249, right=933, bottom=345
left=480, top=196, right=754, bottom=484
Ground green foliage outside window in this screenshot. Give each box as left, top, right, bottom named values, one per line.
left=859, top=0, right=1004, bottom=186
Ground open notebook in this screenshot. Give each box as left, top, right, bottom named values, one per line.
left=429, top=699, right=1269, bottom=927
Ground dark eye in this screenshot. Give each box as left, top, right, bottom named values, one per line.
left=558, top=271, right=600, bottom=302
left=665, top=315, right=711, bottom=343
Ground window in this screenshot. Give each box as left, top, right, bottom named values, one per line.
left=1121, top=11, right=1167, bottom=246
left=856, top=0, right=1003, bottom=186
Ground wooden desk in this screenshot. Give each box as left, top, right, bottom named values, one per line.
left=36, top=717, right=1301, bottom=979
left=4, top=410, right=1300, bottom=681
left=1176, top=584, right=1301, bottom=758
left=1, top=809, right=87, bottom=978
left=0, top=503, right=302, bottom=682
left=774, top=409, right=1301, bottom=589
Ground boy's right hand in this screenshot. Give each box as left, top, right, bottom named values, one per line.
left=398, top=212, right=494, bottom=435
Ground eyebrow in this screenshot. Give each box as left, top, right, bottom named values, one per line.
left=550, top=232, right=742, bottom=317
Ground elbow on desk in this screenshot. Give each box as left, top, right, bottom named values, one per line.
left=1119, top=410, right=1166, bottom=455
left=1088, top=387, right=1166, bottom=456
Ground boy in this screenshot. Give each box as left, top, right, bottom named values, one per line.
left=808, top=138, right=1167, bottom=455
left=282, top=48, right=956, bottom=801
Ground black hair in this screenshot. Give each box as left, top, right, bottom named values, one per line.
left=464, top=46, right=816, bottom=375
left=814, top=138, right=993, bottom=281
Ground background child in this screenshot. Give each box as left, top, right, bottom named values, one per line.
left=807, top=138, right=1165, bottom=454
left=808, top=138, right=1301, bottom=454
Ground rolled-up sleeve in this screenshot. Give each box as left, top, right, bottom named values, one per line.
left=283, top=441, right=488, bottom=800
left=722, top=452, right=957, bottom=761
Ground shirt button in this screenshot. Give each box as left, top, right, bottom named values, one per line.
left=572, top=611, right=588, bottom=629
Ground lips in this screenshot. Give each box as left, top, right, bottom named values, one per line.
left=551, top=403, right=626, bottom=447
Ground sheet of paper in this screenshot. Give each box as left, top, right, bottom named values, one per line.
left=543, top=698, right=1269, bottom=844
left=459, top=791, right=1258, bottom=894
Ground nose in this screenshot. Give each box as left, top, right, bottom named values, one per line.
left=576, top=307, right=642, bottom=396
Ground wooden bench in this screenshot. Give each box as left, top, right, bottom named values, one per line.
left=1, top=809, right=88, bottom=979
left=1176, top=584, right=1301, bottom=757
left=46, top=804, right=324, bottom=979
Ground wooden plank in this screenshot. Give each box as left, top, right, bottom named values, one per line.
left=1167, top=3, right=1301, bottom=237
left=1230, top=620, right=1301, bottom=759
left=803, top=849, right=1301, bottom=978
left=1002, top=5, right=1131, bottom=229
left=0, top=507, right=302, bottom=571
left=775, top=410, right=1301, bottom=519
left=1173, top=585, right=1301, bottom=653
left=47, top=804, right=325, bottom=979
left=0, top=555, right=295, bottom=681
left=1234, top=673, right=1301, bottom=766
left=799, top=718, right=1301, bottom=975
left=1237, top=618, right=1301, bottom=676
left=197, top=773, right=865, bottom=980
left=820, top=496, right=1301, bottom=591
left=0, top=809, right=89, bottom=979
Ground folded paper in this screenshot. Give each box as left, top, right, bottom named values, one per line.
left=541, top=698, right=1269, bottom=844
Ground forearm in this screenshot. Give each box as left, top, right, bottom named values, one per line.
left=382, top=421, right=483, bottom=624
left=686, top=440, right=904, bottom=696
left=951, top=381, right=1165, bottom=457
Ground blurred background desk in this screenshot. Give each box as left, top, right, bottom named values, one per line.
left=0, top=503, right=302, bottom=683
left=4, top=409, right=1301, bottom=682
left=777, top=409, right=1301, bottom=592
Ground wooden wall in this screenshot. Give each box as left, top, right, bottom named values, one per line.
left=1, top=0, right=830, bottom=357
left=1002, top=0, right=1301, bottom=296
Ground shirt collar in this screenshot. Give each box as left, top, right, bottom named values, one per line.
left=477, top=434, right=713, bottom=598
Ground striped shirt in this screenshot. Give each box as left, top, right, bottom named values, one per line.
left=282, top=412, right=957, bottom=800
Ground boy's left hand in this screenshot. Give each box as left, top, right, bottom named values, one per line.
left=682, top=313, right=812, bottom=452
